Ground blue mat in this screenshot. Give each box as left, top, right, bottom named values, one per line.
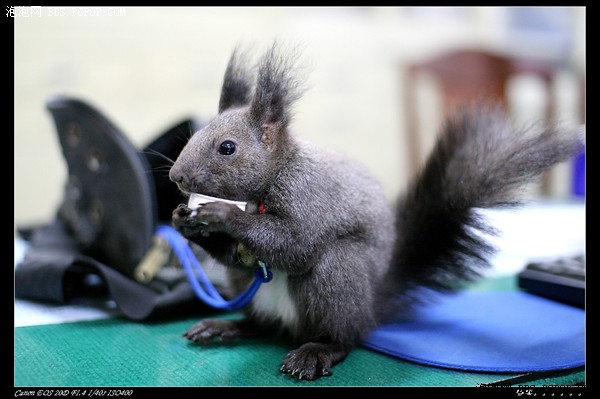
left=363, top=291, right=585, bottom=372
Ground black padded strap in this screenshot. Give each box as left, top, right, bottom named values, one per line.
left=15, top=221, right=208, bottom=320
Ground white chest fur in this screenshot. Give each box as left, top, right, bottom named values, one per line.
left=251, top=271, right=298, bottom=329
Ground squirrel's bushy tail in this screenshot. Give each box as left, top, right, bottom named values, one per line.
left=377, top=104, right=583, bottom=321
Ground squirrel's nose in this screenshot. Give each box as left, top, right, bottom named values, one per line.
left=169, top=164, right=184, bottom=185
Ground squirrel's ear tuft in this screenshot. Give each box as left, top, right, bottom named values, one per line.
left=249, top=42, right=305, bottom=139
left=218, top=46, right=254, bottom=113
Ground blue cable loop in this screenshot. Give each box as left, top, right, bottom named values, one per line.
left=155, top=225, right=272, bottom=311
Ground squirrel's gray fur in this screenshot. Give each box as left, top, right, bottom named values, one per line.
left=169, top=42, right=583, bottom=380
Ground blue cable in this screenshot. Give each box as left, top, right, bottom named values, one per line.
left=156, top=225, right=272, bottom=311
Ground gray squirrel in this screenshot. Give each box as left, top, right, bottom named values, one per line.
left=169, top=42, right=583, bottom=380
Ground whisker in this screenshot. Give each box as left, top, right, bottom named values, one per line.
left=146, top=165, right=174, bottom=178
left=142, top=148, right=175, bottom=165
left=176, top=121, right=195, bottom=142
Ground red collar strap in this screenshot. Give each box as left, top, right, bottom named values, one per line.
left=258, top=201, right=266, bottom=215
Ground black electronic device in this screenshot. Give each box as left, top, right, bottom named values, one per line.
left=518, top=255, right=585, bottom=308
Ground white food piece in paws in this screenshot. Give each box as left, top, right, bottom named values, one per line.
left=188, top=193, right=248, bottom=216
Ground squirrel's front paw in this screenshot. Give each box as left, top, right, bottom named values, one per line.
left=173, top=203, right=192, bottom=218
left=172, top=204, right=210, bottom=238
left=196, top=201, right=239, bottom=228
left=172, top=203, right=196, bottom=225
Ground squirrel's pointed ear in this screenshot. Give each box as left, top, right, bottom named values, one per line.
left=249, top=43, right=303, bottom=144
left=218, top=47, right=253, bottom=113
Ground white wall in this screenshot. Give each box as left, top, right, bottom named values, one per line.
left=14, top=6, right=585, bottom=228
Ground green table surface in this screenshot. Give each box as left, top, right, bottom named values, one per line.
left=13, top=276, right=585, bottom=389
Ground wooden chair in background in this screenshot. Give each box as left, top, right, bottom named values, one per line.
left=402, top=49, right=574, bottom=196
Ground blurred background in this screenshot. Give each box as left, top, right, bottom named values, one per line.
left=14, top=6, right=585, bottom=228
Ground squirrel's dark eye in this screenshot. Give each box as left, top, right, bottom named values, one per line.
left=218, top=140, right=236, bottom=155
